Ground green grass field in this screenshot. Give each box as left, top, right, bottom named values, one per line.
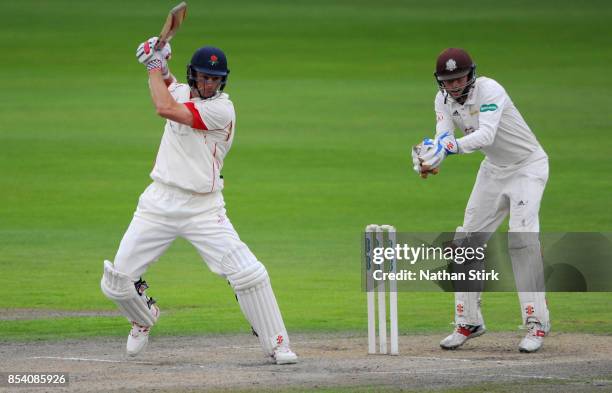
left=1, top=0, right=611, bottom=343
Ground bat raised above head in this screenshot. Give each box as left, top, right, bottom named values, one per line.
left=154, top=2, right=188, bottom=51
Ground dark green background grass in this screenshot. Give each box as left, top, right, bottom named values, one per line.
left=1, top=0, right=611, bottom=340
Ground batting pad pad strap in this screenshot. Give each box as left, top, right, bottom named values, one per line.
left=100, top=260, right=159, bottom=327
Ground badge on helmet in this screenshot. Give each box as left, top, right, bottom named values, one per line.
left=186, top=46, right=230, bottom=95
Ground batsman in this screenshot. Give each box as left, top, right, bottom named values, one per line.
left=412, top=48, right=551, bottom=353
left=99, top=33, right=297, bottom=364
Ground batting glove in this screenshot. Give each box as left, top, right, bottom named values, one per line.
left=136, top=37, right=172, bottom=65
left=419, top=131, right=458, bottom=169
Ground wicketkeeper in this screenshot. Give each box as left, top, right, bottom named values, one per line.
left=100, top=37, right=297, bottom=364
left=412, top=48, right=550, bottom=353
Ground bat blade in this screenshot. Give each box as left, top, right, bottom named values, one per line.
left=155, top=2, right=188, bottom=51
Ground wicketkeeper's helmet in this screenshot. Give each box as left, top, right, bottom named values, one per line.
left=187, top=46, right=230, bottom=91
left=434, top=48, right=476, bottom=103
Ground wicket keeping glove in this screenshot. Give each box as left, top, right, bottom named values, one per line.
left=411, top=143, right=427, bottom=174
left=419, top=131, right=458, bottom=170
left=412, top=139, right=439, bottom=177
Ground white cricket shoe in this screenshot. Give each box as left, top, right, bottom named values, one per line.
left=440, top=324, right=486, bottom=350
left=126, top=322, right=151, bottom=357
left=519, top=319, right=548, bottom=353
left=273, top=345, right=298, bottom=365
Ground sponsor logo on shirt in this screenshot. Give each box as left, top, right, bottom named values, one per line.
left=480, top=103, right=498, bottom=112
left=452, top=110, right=460, bottom=117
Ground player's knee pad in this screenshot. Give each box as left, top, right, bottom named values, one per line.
left=508, top=232, right=539, bottom=250
left=227, top=259, right=268, bottom=292
left=454, top=226, right=490, bottom=247
left=223, top=245, right=267, bottom=291
left=100, top=260, right=159, bottom=327
left=222, top=246, right=261, bottom=275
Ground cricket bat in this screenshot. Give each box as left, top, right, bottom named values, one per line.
left=154, top=2, right=188, bottom=51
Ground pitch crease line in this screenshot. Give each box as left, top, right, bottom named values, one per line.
left=29, top=356, right=157, bottom=365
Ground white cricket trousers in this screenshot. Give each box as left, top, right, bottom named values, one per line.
left=110, top=181, right=293, bottom=356
left=463, top=148, right=548, bottom=234
left=455, top=148, right=550, bottom=326
left=114, top=181, right=249, bottom=279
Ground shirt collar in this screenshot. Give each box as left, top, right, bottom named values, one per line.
left=464, top=80, right=478, bottom=105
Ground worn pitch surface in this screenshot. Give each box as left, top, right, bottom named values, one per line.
left=2, top=333, right=611, bottom=392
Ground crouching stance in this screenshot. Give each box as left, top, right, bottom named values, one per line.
left=100, top=38, right=297, bottom=364
left=412, top=48, right=550, bottom=353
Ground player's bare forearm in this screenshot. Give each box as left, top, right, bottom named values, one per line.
left=148, top=70, right=176, bottom=109
left=148, top=70, right=192, bottom=126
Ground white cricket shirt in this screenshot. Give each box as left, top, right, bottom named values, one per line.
left=434, top=77, right=543, bottom=167
left=150, top=83, right=235, bottom=193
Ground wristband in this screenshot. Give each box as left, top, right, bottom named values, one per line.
left=147, top=59, right=163, bottom=73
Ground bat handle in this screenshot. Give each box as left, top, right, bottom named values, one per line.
left=154, top=39, right=166, bottom=51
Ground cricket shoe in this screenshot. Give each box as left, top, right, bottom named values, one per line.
left=518, top=319, right=549, bottom=353
left=273, top=345, right=298, bottom=365
left=440, top=323, right=486, bottom=350
left=127, top=322, right=152, bottom=356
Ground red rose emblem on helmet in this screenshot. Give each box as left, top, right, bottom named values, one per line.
left=209, top=55, right=218, bottom=65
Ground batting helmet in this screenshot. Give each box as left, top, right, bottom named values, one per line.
left=434, top=48, right=476, bottom=103
left=187, top=46, right=230, bottom=93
